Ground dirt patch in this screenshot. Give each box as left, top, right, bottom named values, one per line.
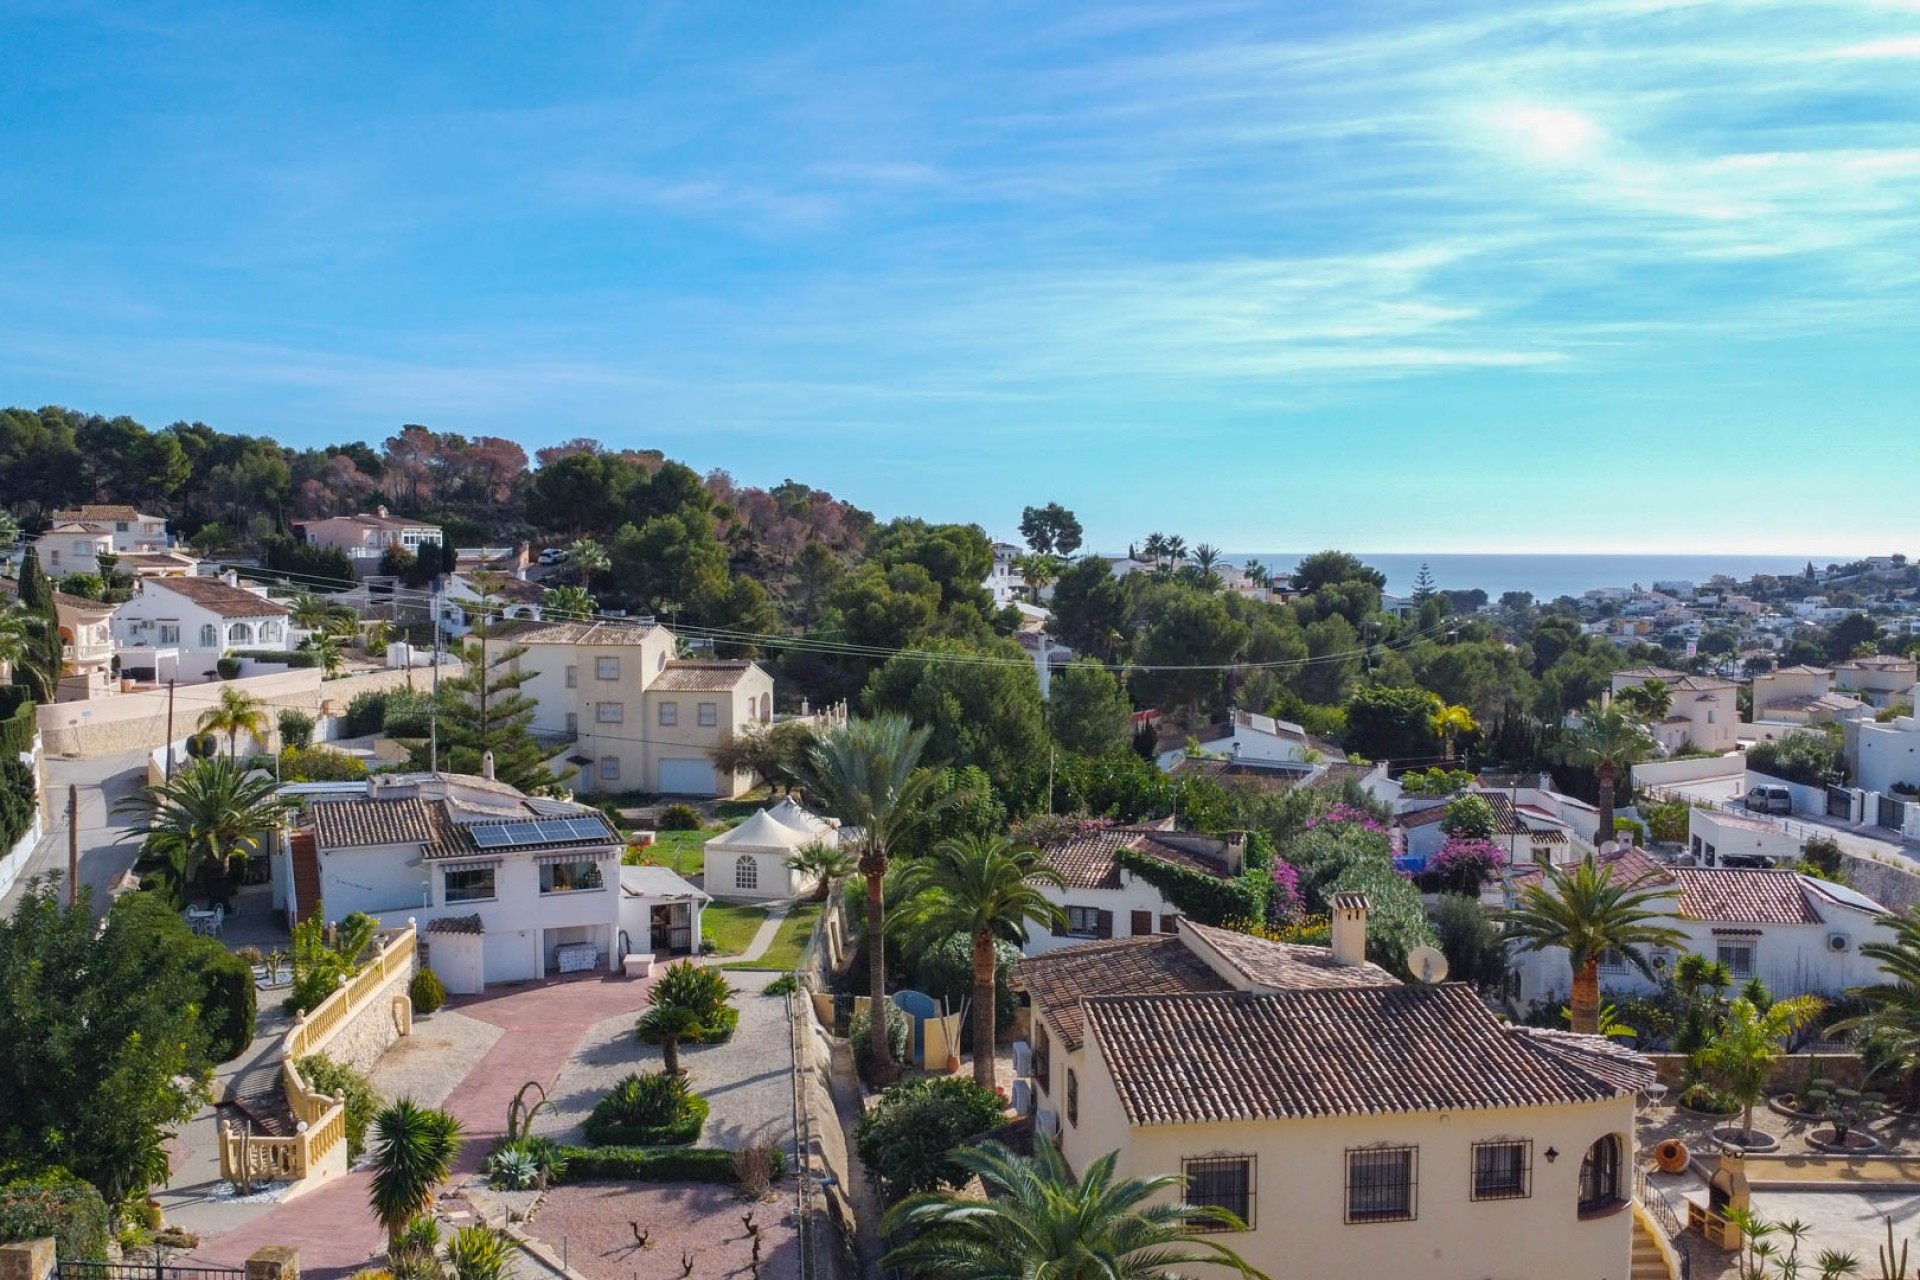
left=526, top=1182, right=799, bottom=1280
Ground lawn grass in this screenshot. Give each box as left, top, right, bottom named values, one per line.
left=724, top=901, right=824, bottom=972
left=635, top=829, right=715, bottom=877
left=702, top=902, right=770, bottom=956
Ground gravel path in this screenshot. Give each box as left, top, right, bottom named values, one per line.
left=370, top=1009, right=506, bottom=1109
left=526, top=1183, right=799, bottom=1280
left=537, top=970, right=797, bottom=1153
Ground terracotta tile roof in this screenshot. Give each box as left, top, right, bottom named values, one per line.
left=1037, top=826, right=1232, bottom=890
left=1670, top=866, right=1820, bottom=925
left=427, top=914, right=485, bottom=935
left=1512, top=1027, right=1660, bottom=1094
left=493, top=619, right=659, bottom=645
left=50, top=505, right=152, bottom=522
left=1183, top=919, right=1395, bottom=991
left=143, top=576, right=290, bottom=619
left=306, top=785, right=617, bottom=861
left=1084, top=985, right=1651, bottom=1124
left=651, top=661, right=759, bottom=692
left=1616, top=665, right=1683, bottom=681
left=1014, top=936, right=1230, bottom=1051
left=1669, top=675, right=1736, bottom=691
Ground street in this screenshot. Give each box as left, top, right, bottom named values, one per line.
left=1652, top=771, right=1920, bottom=875
left=0, top=748, right=152, bottom=917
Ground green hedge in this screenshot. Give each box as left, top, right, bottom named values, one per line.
left=553, top=1146, right=741, bottom=1184
left=231, top=649, right=320, bottom=669
left=194, top=944, right=258, bottom=1063
left=1113, top=847, right=1267, bottom=925
left=0, top=1171, right=110, bottom=1261
left=584, top=1096, right=709, bottom=1147
left=0, top=688, right=34, bottom=759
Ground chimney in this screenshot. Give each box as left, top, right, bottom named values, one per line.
left=1222, top=830, right=1246, bottom=874
left=223, top=569, right=239, bottom=587
left=481, top=750, right=495, bottom=781
left=376, top=505, right=389, bottom=519
left=1331, top=892, right=1370, bottom=967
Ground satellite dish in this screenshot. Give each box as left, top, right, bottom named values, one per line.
left=1407, top=946, right=1449, bottom=985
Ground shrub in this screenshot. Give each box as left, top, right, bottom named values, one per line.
left=1644, top=800, right=1691, bottom=844
left=280, top=747, right=369, bottom=783
left=764, top=974, right=798, bottom=997
left=1749, top=731, right=1847, bottom=787
left=1420, top=836, right=1505, bottom=897
left=850, top=1002, right=911, bottom=1082
left=483, top=1136, right=566, bottom=1190
left=1676, top=1082, right=1739, bottom=1115
left=380, top=690, right=436, bottom=739
left=652, top=960, right=739, bottom=1021
left=1431, top=894, right=1509, bottom=993
left=298, top=1055, right=384, bottom=1162
left=446, top=1224, right=513, bottom=1280
left=1439, top=794, right=1496, bottom=840
left=1611, top=815, right=1648, bottom=845
left=0, top=1170, right=111, bottom=1261
left=215, top=656, right=242, bottom=680
left=854, top=1076, right=1006, bottom=1203
left=911, top=933, right=1018, bottom=1036
left=343, top=690, right=389, bottom=737
left=585, top=1071, right=708, bottom=1146
left=658, top=803, right=704, bottom=831
left=194, top=942, right=258, bottom=1063
left=277, top=710, right=315, bottom=750
left=731, top=1143, right=782, bottom=1198
left=553, top=1146, right=741, bottom=1184
left=185, top=732, right=220, bottom=760
left=1801, top=836, right=1847, bottom=879
left=410, top=967, right=447, bottom=1015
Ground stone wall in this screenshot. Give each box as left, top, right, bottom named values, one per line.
left=1835, top=847, right=1920, bottom=912
left=1644, top=1051, right=1867, bottom=1090
left=308, top=948, right=417, bottom=1074
left=37, top=663, right=459, bottom=759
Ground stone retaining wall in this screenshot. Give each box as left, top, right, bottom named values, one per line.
left=1835, top=847, right=1920, bottom=912
left=309, top=948, right=417, bottom=1074
left=1645, top=1051, right=1867, bottom=1090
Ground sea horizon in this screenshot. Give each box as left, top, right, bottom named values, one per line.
left=1222, top=552, right=1865, bottom=603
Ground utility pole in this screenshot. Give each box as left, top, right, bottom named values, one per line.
left=429, top=585, right=442, bottom=772
left=66, top=785, right=78, bottom=907
left=164, top=678, right=177, bottom=779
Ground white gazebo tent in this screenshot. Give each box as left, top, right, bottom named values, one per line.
left=703, top=803, right=834, bottom=901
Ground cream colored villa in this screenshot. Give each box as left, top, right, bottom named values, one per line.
left=1013, top=897, right=1656, bottom=1280
left=497, top=618, right=775, bottom=797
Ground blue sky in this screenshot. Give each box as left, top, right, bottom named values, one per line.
left=3, top=2, right=1918, bottom=555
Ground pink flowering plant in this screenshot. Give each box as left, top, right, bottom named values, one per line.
left=1268, top=858, right=1305, bottom=924
left=1423, top=835, right=1506, bottom=896
left=1304, top=803, right=1386, bottom=833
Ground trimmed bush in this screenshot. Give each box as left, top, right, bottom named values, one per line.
left=553, top=1146, right=742, bottom=1184
left=233, top=650, right=320, bottom=670
left=585, top=1072, right=708, bottom=1147
left=194, top=943, right=258, bottom=1063
left=278, top=709, right=315, bottom=749
left=280, top=747, right=369, bottom=782
left=657, top=803, right=704, bottom=831
left=0, top=1170, right=111, bottom=1261
left=410, top=967, right=447, bottom=1015
left=854, top=1076, right=1006, bottom=1203
left=343, top=690, right=389, bottom=737
left=849, top=1002, right=911, bottom=1083
left=215, top=656, right=242, bottom=680
left=298, top=1055, right=384, bottom=1162
left=185, top=732, right=220, bottom=759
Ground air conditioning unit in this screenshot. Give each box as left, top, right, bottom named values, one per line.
left=1011, top=1080, right=1033, bottom=1117
left=1829, top=933, right=1850, bottom=953
left=1035, top=1107, right=1059, bottom=1139
left=1011, top=1040, right=1033, bottom=1077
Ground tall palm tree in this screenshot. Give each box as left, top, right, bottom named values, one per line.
left=368, top=1098, right=463, bottom=1246
left=1012, top=553, right=1059, bottom=604
left=1191, top=543, right=1221, bottom=574
left=300, top=630, right=346, bottom=677
left=1833, top=908, right=1920, bottom=1103
left=1699, top=996, right=1823, bottom=1147
left=198, top=685, right=269, bottom=757
left=1615, top=678, right=1673, bottom=723
left=117, top=755, right=292, bottom=907
left=1141, top=533, right=1169, bottom=567
left=1242, top=560, right=1270, bottom=588
left=565, top=538, right=610, bottom=588
left=1558, top=703, right=1655, bottom=842
left=289, top=592, right=334, bottom=633
left=1504, top=855, right=1686, bottom=1035
left=1163, top=535, right=1187, bottom=567
left=888, top=835, right=1066, bottom=1090
left=542, top=583, right=597, bottom=619
left=882, top=1139, right=1267, bottom=1280
left=794, top=715, right=949, bottom=1082
left=1431, top=702, right=1477, bottom=761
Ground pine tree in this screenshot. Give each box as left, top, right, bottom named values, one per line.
left=12, top=547, right=63, bottom=703
left=434, top=580, right=568, bottom=793
left=1411, top=561, right=1438, bottom=605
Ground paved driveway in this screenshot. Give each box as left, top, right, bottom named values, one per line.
left=2, top=748, right=150, bottom=916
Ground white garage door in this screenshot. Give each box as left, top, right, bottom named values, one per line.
left=658, top=758, right=718, bottom=796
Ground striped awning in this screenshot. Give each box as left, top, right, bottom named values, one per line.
left=534, top=850, right=612, bottom=866
left=437, top=857, right=502, bottom=872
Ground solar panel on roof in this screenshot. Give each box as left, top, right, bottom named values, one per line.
left=470, top=826, right=511, bottom=848
left=569, top=817, right=608, bottom=840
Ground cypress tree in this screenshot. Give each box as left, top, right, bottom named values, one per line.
left=12, top=547, right=63, bottom=703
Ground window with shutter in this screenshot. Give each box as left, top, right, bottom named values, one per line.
left=1096, top=910, right=1114, bottom=939
left=1130, top=910, right=1153, bottom=936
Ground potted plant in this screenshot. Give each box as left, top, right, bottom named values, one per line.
left=1805, top=1080, right=1886, bottom=1152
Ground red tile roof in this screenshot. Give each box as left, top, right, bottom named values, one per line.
left=1037, top=826, right=1232, bottom=890
left=144, top=576, right=291, bottom=619
left=650, top=661, right=760, bottom=692
left=1014, top=936, right=1230, bottom=1051
left=1085, top=985, right=1651, bottom=1124
left=1526, top=848, right=1821, bottom=926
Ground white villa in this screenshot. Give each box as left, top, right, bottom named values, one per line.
left=111, top=573, right=292, bottom=683
left=1024, top=821, right=1247, bottom=956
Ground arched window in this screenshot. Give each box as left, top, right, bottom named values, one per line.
left=760, top=693, right=772, bottom=723
left=1066, top=1069, right=1079, bottom=1126
left=259, top=621, right=283, bottom=644
left=199, top=624, right=217, bottom=648
left=227, top=623, right=253, bottom=645
left=1577, top=1135, right=1624, bottom=1215
left=735, top=855, right=759, bottom=891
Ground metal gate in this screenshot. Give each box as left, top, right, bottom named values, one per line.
left=59, top=1262, right=245, bottom=1280
left=1828, top=785, right=1854, bottom=820
left=1880, top=795, right=1907, bottom=831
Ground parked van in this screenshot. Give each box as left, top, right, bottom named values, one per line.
left=1743, top=785, right=1793, bottom=815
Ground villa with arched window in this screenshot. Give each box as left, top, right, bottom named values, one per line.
left=109, top=573, right=294, bottom=685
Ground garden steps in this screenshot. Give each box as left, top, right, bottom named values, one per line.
left=1630, top=1213, right=1675, bottom=1280
left=225, top=1053, right=296, bottom=1137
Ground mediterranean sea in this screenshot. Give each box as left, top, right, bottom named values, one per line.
left=1236, top=553, right=1851, bottom=603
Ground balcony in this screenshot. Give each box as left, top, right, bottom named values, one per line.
left=62, top=642, right=114, bottom=664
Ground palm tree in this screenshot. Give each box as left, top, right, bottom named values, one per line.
left=117, top=755, right=292, bottom=907
left=1833, top=909, right=1920, bottom=1103
left=300, top=630, right=346, bottom=677
left=1141, top=533, right=1169, bottom=567
left=1615, top=678, right=1673, bottom=723
left=1012, top=553, right=1059, bottom=604
left=367, top=1098, right=463, bottom=1246
left=635, top=1002, right=707, bottom=1075
left=888, top=835, right=1066, bottom=1090
left=565, top=538, right=610, bottom=588
left=786, top=841, right=857, bottom=902
left=1699, top=996, right=1823, bottom=1147
left=289, top=592, right=334, bottom=633
left=1431, top=702, right=1477, bottom=761
left=542, top=583, right=597, bottom=619
left=1191, top=543, right=1221, bottom=574
left=1163, top=535, right=1187, bottom=567
left=197, top=685, right=269, bottom=757
left=1242, top=560, right=1270, bottom=588
left=1504, top=855, right=1686, bottom=1035
left=794, top=715, right=949, bottom=1082
left=882, top=1139, right=1267, bottom=1280
left=1558, top=704, right=1655, bottom=842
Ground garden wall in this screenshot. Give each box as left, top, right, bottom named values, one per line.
left=313, top=947, right=418, bottom=1074
left=1644, top=1052, right=1867, bottom=1091
left=1834, top=846, right=1920, bottom=912
left=1633, top=753, right=1747, bottom=789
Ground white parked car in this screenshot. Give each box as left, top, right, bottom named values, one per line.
left=538, top=548, right=563, bottom=565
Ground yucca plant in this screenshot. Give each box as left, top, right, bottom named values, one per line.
left=368, top=1100, right=463, bottom=1246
